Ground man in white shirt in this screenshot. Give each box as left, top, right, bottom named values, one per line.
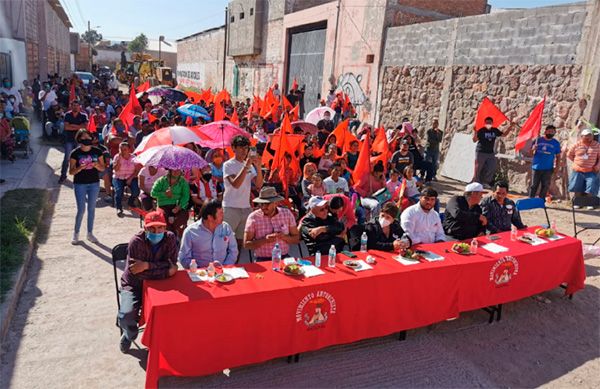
left=0, top=78, right=23, bottom=109
left=222, top=135, right=263, bottom=248
left=323, top=162, right=349, bottom=194
left=400, top=187, right=446, bottom=244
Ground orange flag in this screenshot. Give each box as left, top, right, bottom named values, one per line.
left=326, top=119, right=358, bottom=154
left=371, top=126, right=389, bottom=171
left=147, top=112, right=158, bottom=123
left=282, top=94, right=293, bottom=112
left=474, top=97, right=509, bottom=131
left=352, top=134, right=371, bottom=190
left=515, top=97, right=545, bottom=151
left=214, top=102, right=225, bottom=121
left=118, top=84, right=142, bottom=128
left=230, top=109, right=239, bottom=125
left=87, top=112, right=97, bottom=133
left=137, top=81, right=150, bottom=93
left=200, top=88, right=213, bottom=104
left=291, top=78, right=298, bottom=91
left=289, top=104, right=299, bottom=121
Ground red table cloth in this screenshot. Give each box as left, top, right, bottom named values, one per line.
left=141, top=227, right=585, bottom=388
left=141, top=250, right=461, bottom=388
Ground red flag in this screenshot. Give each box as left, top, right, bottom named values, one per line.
left=87, top=112, right=97, bottom=133
left=282, top=94, right=293, bottom=112
left=352, top=135, right=371, bottom=190
left=515, top=97, right=545, bottom=151
left=118, top=84, right=142, bottom=128
left=343, top=94, right=351, bottom=112
left=147, top=112, right=158, bottom=123
left=137, top=81, right=150, bottom=93
left=289, top=104, right=299, bottom=121
left=200, top=88, right=213, bottom=104
left=230, top=109, right=239, bottom=125
left=371, top=126, right=389, bottom=172
left=214, top=102, right=225, bottom=121
left=474, top=97, right=509, bottom=131
left=69, top=81, right=76, bottom=104
left=396, top=178, right=407, bottom=208
left=291, top=78, right=298, bottom=91
left=326, top=119, right=358, bottom=154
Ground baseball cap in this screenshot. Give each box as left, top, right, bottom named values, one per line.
left=144, top=211, right=167, bottom=227
left=465, top=182, right=486, bottom=192
left=581, top=128, right=592, bottom=136
left=99, top=102, right=106, bottom=107
left=308, top=196, right=328, bottom=210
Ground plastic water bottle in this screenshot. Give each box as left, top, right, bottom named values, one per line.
left=328, top=245, right=337, bottom=268
left=207, top=261, right=216, bottom=282
left=551, top=220, right=557, bottom=232
left=272, top=243, right=282, bottom=271
left=315, top=251, right=322, bottom=267
left=360, top=232, right=368, bottom=253
left=189, top=259, right=198, bottom=273
left=470, top=238, right=478, bottom=254
left=511, top=225, right=518, bottom=241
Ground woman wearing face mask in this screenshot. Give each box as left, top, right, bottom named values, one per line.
left=0, top=102, right=16, bottom=161
left=362, top=202, right=410, bottom=252
left=69, top=129, right=105, bottom=244
left=189, top=165, right=222, bottom=216
left=151, top=168, right=190, bottom=238
left=112, top=142, right=141, bottom=217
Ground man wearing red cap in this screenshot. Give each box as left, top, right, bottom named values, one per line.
left=117, top=211, right=178, bottom=353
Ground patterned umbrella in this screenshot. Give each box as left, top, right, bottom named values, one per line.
left=134, top=125, right=212, bottom=154
left=177, top=104, right=211, bottom=121
left=305, top=106, right=335, bottom=125
left=198, top=120, right=250, bottom=149
left=138, top=145, right=208, bottom=170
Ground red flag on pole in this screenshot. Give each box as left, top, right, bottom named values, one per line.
left=515, top=97, right=545, bottom=152
left=230, top=109, right=239, bottom=125
left=87, top=112, right=97, bottom=133
left=137, top=81, right=150, bottom=93
left=214, top=102, right=226, bottom=121
left=352, top=134, right=371, bottom=190
left=474, top=97, right=509, bottom=131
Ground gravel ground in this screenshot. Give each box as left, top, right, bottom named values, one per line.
left=0, top=133, right=598, bottom=388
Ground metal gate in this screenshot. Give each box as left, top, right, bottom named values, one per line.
left=286, top=24, right=327, bottom=114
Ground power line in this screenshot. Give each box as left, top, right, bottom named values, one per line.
left=72, top=0, right=87, bottom=29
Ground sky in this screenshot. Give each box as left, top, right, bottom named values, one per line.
left=61, top=0, right=579, bottom=44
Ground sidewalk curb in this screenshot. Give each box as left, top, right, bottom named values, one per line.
left=0, top=189, right=53, bottom=343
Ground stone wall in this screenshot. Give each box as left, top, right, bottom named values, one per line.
left=378, top=2, right=598, bottom=198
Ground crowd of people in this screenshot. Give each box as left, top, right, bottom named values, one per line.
left=1, top=71, right=598, bottom=352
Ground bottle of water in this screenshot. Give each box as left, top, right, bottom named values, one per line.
left=511, top=225, right=518, bottom=241
left=551, top=220, right=557, bottom=232
left=189, top=259, right=198, bottom=273
left=328, top=245, right=336, bottom=268
left=360, top=232, right=368, bottom=253
left=470, top=238, right=478, bottom=254
left=272, top=243, right=282, bottom=271
left=207, top=261, right=216, bottom=282
left=315, top=251, right=321, bottom=267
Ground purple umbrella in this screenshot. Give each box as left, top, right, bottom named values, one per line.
left=140, top=145, right=208, bottom=170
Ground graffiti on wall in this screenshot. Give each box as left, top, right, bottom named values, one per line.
left=336, top=72, right=372, bottom=117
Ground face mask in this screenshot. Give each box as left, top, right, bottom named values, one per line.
left=80, top=139, right=93, bottom=146
left=202, top=173, right=213, bottom=181
left=379, top=216, right=392, bottom=228
left=3, top=82, right=11, bottom=88
left=9, top=98, right=15, bottom=103
left=485, top=124, right=492, bottom=130
left=145, top=231, right=164, bottom=244
left=545, top=133, right=555, bottom=139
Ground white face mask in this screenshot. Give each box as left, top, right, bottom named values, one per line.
left=379, top=216, right=392, bottom=228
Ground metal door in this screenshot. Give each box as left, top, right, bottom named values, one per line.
left=287, top=25, right=326, bottom=114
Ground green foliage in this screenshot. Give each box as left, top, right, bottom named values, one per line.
left=82, top=29, right=103, bottom=46
left=128, top=33, right=149, bottom=53
left=0, top=189, right=48, bottom=301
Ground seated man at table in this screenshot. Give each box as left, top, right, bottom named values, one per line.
left=443, top=182, right=488, bottom=240
left=118, top=211, right=178, bottom=353
left=300, top=196, right=346, bottom=255
left=244, top=186, right=300, bottom=261
left=364, top=202, right=410, bottom=252
left=400, top=187, right=446, bottom=244
left=178, top=199, right=238, bottom=268
left=480, top=181, right=527, bottom=234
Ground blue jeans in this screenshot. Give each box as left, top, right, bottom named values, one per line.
left=568, top=171, right=600, bottom=194
left=60, top=134, right=77, bottom=179
left=74, top=182, right=100, bottom=233
left=113, top=177, right=140, bottom=211
left=117, top=289, right=142, bottom=341
left=424, top=148, right=440, bottom=178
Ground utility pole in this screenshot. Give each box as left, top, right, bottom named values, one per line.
left=88, top=20, right=92, bottom=71
left=222, top=7, right=228, bottom=90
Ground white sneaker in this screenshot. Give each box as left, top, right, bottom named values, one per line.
left=585, top=206, right=595, bottom=210
left=87, top=233, right=99, bottom=243
left=573, top=205, right=581, bottom=209
left=71, top=233, right=80, bottom=245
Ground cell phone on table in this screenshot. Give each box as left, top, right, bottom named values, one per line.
left=489, top=235, right=500, bottom=241
left=341, top=250, right=357, bottom=258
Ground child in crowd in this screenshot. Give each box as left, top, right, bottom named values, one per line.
left=307, top=174, right=327, bottom=196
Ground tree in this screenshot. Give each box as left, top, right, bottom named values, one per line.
left=128, top=34, right=148, bottom=53
left=81, top=29, right=102, bottom=46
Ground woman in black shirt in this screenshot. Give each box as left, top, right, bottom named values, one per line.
left=69, top=129, right=105, bottom=244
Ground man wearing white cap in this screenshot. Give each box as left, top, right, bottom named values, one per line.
left=300, top=196, right=346, bottom=255
left=567, top=128, right=600, bottom=202
left=443, top=182, right=488, bottom=240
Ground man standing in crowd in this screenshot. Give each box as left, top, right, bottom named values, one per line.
left=443, top=182, right=488, bottom=240
left=60, top=101, right=88, bottom=184
left=472, top=116, right=513, bottom=188
left=38, top=82, right=58, bottom=138
left=400, top=187, right=446, bottom=244
left=222, top=135, right=263, bottom=249
left=390, top=140, right=414, bottom=174
left=316, top=110, right=334, bottom=146
left=567, top=128, right=600, bottom=204
left=244, top=187, right=300, bottom=261
left=178, top=199, right=238, bottom=268
left=481, top=181, right=527, bottom=233
left=300, top=196, right=346, bottom=255
left=424, top=118, right=443, bottom=181
left=529, top=125, right=561, bottom=199
left=118, top=211, right=178, bottom=353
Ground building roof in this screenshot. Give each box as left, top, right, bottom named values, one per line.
left=176, top=25, right=225, bottom=42
left=48, top=0, right=73, bottom=28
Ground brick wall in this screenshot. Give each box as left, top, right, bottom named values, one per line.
left=398, top=0, right=488, bottom=17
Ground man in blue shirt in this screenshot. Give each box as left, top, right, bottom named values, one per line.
left=178, top=199, right=238, bottom=268
left=529, top=125, right=561, bottom=199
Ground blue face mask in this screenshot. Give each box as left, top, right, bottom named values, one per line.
left=145, top=231, right=164, bottom=244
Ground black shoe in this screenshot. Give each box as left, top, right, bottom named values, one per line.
left=119, top=334, right=131, bottom=353
left=117, top=210, right=124, bottom=218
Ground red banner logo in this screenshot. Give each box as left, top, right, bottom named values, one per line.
left=489, top=256, right=519, bottom=287
left=296, top=291, right=337, bottom=330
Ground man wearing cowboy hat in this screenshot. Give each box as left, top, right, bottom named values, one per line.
left=244, top=186, right=300, bottom=262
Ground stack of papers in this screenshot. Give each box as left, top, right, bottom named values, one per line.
left=223, top=267, right=250, bottom=279
left=481, top=242, right=509, bottom=253
left=302, top=265, right=326, bottom=278
left=188, top=272, right=208, bottom=282
left=395, top=256, right=420, bottom=266
left=353, top=260, right=373, bottom=272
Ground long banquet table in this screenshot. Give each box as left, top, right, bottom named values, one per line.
left=140, top=226, right=585, bottom=388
